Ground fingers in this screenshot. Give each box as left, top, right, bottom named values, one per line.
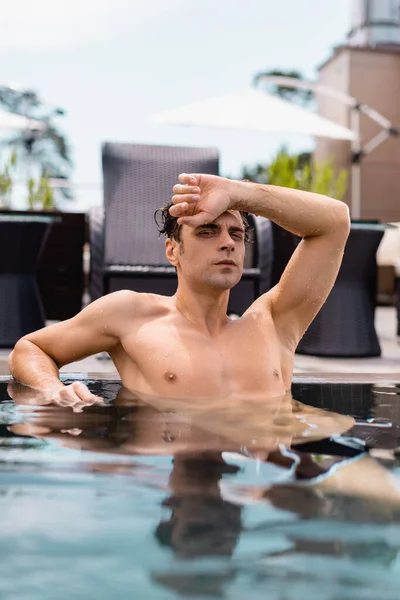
left=55, top=382, right=104, bottom=412
left=9, top=423, right=52, bottom=437
left=70, top=381, right=101, bottom=403
left=171, top=173, right=209, bottom=228
left=177, top=213, right=211, bottom=228
left=172, top=183, right=200, bottom=196
left=169, top=202, right=189, bottom=218
left=169, top=202, right=211, bottom=228
left=60, top=428, right=83, bottom=436
left=171, top=192, right=200, bottom=206
left=178, top=173, right=199, bottom=185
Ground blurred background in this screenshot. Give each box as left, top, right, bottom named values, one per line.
left=1, top=0, right=400, bottom=358
left=0, top=0, right=357, bottom=210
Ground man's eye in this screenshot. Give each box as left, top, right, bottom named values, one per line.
left=232, top=233, right=244, bottom=241
left=199, top=230, right=214, bottom=236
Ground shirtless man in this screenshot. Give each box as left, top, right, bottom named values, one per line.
left=8, top=173, right=350, bottom=406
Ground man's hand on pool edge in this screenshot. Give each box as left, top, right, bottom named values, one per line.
left=52, top=381, right=105, bottom=412
left=7, top=380, right=104, bottom=412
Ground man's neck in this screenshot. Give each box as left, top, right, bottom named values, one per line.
left=173, top=284, right=230, bottom=336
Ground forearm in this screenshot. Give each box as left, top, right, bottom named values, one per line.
left=8, top=339, right=64, bottom=392
left=230, top=180, right=350, bottom=238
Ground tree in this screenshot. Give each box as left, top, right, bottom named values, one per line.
left=253, top=69, right=314, bottom=107
left=0, top=86, right=72, bottom=201
left=242, top=147, right=348, bottom=200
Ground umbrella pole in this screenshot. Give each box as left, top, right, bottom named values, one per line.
left=350, top=106, right=362, bottom=221
left=253, top=76, right=399, bottom=221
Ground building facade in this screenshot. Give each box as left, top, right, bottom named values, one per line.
left=315, top=0, right=400, bottom=222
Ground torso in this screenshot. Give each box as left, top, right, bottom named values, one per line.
left=109, top=293, right=292, bottom=399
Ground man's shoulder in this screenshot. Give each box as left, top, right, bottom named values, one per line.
left=99, top=289, right=171, bottom=318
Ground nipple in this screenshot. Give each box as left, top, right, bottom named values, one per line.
left=165, top=371, right=177, bottom=382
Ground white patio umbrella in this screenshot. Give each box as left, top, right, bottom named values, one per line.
left=151, top=88, right=356, bottom=141
left=0, top=109, right=46, bottom=131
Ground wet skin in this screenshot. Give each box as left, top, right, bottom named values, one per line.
left=8, top=173, right=350, bottom=405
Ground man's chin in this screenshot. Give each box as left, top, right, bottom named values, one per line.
left=206, top=274, right=242, bottom=291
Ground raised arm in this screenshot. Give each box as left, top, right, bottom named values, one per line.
left=170, top=174, right=350, bottom=349
left=8, top=290, right=136, bottom=406
left=234, top=181, right=350, bottom=348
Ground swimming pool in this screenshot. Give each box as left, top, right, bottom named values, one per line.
left=1, top=376, right=400, bottom=600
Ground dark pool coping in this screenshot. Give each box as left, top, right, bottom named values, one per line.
left=1, top=372, right=400, bottom=385
left=292, top=373, right=400, bottom=384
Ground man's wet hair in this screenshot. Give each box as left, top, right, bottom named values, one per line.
left=154, top=202, right=253, bottom=242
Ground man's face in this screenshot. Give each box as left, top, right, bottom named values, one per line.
left=166, top=211, right=246, bottom=291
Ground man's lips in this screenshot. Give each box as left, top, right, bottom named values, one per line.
left=215, top=260, right=237, bottom=266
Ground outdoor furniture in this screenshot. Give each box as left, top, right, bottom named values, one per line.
left=0, top=215, right=54, bottom=347
left=268, top=222, right=301, bottom=287
left=0, top=210, right=87, bottom=320
left=89, top=143, right=272, bottom=314
left=395, top=262, right=400, bottom=337
left=296, top=223, right=386, bottom=357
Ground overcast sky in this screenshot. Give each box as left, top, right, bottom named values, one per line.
left=1, top=0, right=351, bottom=208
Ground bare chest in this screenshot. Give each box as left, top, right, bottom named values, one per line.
left=116, top=316, right=286, bottom=398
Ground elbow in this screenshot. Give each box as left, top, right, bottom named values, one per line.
left=333, top=201, right=351, bottom=239
left=8, top=338, right=35, bottom=375
left=7, top=350, right=14, bottom=375
left=8, top=339, right=25, bottom=376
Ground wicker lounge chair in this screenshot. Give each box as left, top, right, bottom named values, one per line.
left=0, top=215, right=54, bottom=347
left=395, top=261, right=400, bottom=337
left=89, top=142, right=272, bottom=315
left=296, top=224, right=385, bottom=357
left=269, top=222, right=301, bottom=287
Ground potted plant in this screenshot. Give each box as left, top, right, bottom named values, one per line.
left=0, top=151, right=16, bottom=209
left=5, top=173, right=88, bottom=321
left=242, top=147, right=348, bottom=199
left=0, top=83, right=87, bottom=321
left=242, top=147, right=349, bottom=288
left=27, top=174, right=55, bottom=211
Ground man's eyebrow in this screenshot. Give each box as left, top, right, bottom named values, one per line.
left=196, top=224, right=245, bottom=233
left=196, top=223, right=220, bottom=231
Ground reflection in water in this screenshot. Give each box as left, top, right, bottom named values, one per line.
left=3, top=380, right=400, bottom=598
left=7, top=381, right=357, bottom=454
left=7, top=381, right=400, bottom=505
left=156, top=457, right=242, bottom=558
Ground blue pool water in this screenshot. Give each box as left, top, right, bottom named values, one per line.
left=1, top=378, right=400, bottom=600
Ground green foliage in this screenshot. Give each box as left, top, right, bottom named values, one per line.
left=0, top=86, right=73, bottom=203
left=27, top=174, right=55, bottom=210
left=0, top=150, right=17, bottom=208
left=310, top=159, right=348, bottom=199
left=242, top=148, right=348, bottom=200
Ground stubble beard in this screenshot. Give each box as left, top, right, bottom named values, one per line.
left=200, top=268, right=242, bottom=291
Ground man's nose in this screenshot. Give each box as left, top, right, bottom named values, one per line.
left=219, top=232, right=235, bottom=251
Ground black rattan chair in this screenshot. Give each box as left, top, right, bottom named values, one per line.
left=269, top=222, right=301, bottom=287
left=296, top=224, right=385, bottom=357
left=253, top=221, right=384, bottom=357
left=89, top=142, right=272, bottom=315
left=395, top=265, right=400, bottom=337
left=0, top=215, right=54, bottom=347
